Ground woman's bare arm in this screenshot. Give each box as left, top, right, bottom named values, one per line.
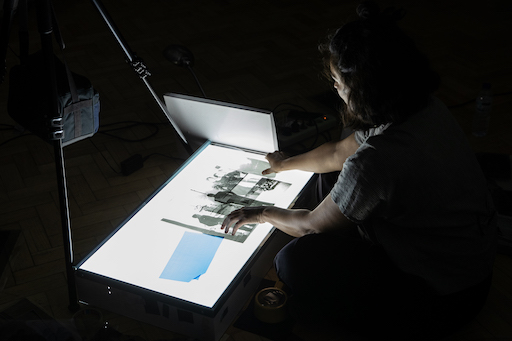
left=263, top=132, right=359, bottom=175
left=221, top=194, right=355, bottom=237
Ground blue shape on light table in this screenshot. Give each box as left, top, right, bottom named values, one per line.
left=160, top=231, right=223, bottom=282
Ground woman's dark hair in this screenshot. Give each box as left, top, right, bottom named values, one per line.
left=320, top=1, right=440, bottom=130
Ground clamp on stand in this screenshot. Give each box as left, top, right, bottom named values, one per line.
left=130, top=56, right=151, bottom=79
left=49, top=117, right=64, bottom=140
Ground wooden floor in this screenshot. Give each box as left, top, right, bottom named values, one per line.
left=1, top=0, right=512, bottom=340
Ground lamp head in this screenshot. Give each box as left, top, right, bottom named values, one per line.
left=163, top=44, right=195, bottom=67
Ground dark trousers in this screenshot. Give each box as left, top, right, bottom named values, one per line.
left=274, top=233, right=492, bottom=340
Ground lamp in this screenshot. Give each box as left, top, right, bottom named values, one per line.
left=163, top=44, right=207, bottom=98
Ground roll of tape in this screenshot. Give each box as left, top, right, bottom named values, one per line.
left=253, top=287, right=288, bottom=323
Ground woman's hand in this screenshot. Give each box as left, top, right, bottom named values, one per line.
left=221, top=207, right=266, bottom=235
left=262, top=151, right=288, bottom=175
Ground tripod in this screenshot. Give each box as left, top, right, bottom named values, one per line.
left=1, top=0, right=80, bottom=312
left=1, top=0, right=193, bottom=312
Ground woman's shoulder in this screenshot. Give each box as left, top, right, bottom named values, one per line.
left=354, top=122, right=392, bottom=145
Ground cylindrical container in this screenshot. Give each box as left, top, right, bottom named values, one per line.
left=73, top=308, right=103, bottom=341
left=253, top=287, right=288, bottom=323
left=472, top=82, right=493, bottom=137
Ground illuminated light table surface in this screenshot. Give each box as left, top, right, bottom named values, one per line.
left=74, top=142, right=314, bottom=341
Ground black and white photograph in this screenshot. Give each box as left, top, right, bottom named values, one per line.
left=161, top=161, right=291, bottom=243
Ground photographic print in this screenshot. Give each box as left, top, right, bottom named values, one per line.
left=161, top=159, right=291, bottom=243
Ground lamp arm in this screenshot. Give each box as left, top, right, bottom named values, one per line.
left=89, top=0, right=192, bottom=154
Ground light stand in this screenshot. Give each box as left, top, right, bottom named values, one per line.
left=1, top=0, right=195, bottom=312
left=163, top=44, right=207, bottom=98
left=35, top=0, right=80, bottom=312
left=1, top=0, right=79, bottom=312
left=90, top=0, right=193, bottom=155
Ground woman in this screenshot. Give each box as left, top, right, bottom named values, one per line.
left=222, top=2, right=497, bottom=339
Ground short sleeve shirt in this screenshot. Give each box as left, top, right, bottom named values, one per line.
left=331, top=97, right=497, bottom=295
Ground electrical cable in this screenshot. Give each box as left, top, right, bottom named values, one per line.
left=271, top=101, right=336, bottom=153
left=98, top=120, right=162, bottom=142
left=143, top=153, right=187, bottom=163
left=0, top=119, right=185, bottom=176
left=186, top=65, right=207, bottom=98
left=93, top=121, right=188, bottom=175
left=0, top=132, right=32, bottom=148
left=272, top=102, right=308, bottom=115
left=306, top=118, right=321, bottom=150
left=88, top=138, right=122, bottom=175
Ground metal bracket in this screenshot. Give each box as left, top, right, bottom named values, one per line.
left=49, top=117, right=64, bottom=140
left=129, top=55, right=151, bottom=79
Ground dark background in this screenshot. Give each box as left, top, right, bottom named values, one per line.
left=0, top=0, right=511, bottom=340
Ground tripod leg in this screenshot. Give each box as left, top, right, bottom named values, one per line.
left=54, top=138, right=79, bottom=312
left=35, top=0, right=79, bottom=312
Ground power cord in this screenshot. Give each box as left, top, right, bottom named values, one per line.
left=0, top=120, right=187, bottom=176
left=92, top=121, right=187, bottom=176
left=0, top=131, right=32, bottom=148
left=272, top=103, right=335, bottom=153
left=98, top=120, right=162, bottom=142
left=88, top=137, right=122, bottom=175
left=118, top=152, right=187, bottom=176
left=2, top=90, right=510, bottom=171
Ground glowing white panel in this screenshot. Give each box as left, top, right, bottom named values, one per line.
left=163, top=93, right=278, bottom=153
left=77, top=143, right=313, bottom=308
